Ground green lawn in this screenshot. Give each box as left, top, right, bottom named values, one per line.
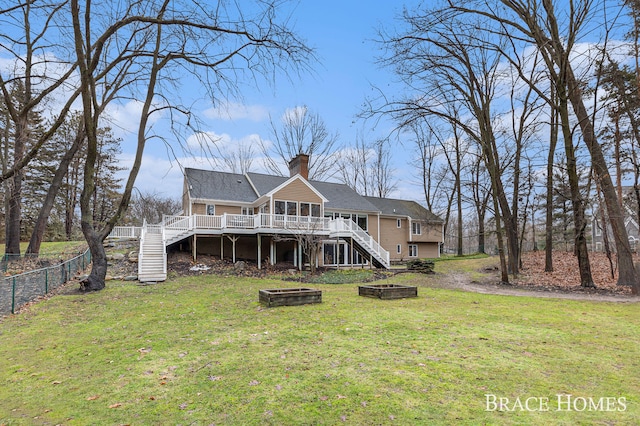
left=0, top=266, right=638, bottom=425
left=0, top=241, right=87, bottom=258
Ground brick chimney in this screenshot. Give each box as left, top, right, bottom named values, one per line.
left=288, top=154, right=309, bottom=179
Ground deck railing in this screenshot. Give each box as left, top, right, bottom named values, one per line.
left=163, top=213, right=331, bottom=233
left=331, top=218, right=390, bottom=265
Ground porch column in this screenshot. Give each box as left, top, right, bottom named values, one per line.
left=293, top=243, right=298, bottom=268
left=226, top=235, right=239, bottom=263
left=220, top=235, right=224, bottom=260
left=270, top=238, right=276, bottom=265
left=298, top=243, right=303, bottom=271
left=192, top=234, right=197, bottom=262
left=257, top=234, right=262, bottom=270
left=350, top=236, right=354, bottom=269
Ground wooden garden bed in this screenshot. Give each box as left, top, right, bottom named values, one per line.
left=259, top=288, right=322, bottom=307
left=358, top=284, right=418, bottom=299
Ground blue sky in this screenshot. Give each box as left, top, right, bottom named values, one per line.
left=123, top=0, right=423, bottom=202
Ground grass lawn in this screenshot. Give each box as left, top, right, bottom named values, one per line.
left=0, top=241, right=87, bottom=259
left=0, top=264, right=638, bottom=425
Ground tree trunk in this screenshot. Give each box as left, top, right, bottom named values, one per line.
left=5, top=118, right=27, bottom=257
left=456, top=163, right=463, bottom=256
left=26, top=129, right=84, bottom=255
left=493, top=193, right=509, bottom=284
left=565, top=66, right=639, bottom=293
left=545, top=87, right=558, bottom=272
left=80, top=225, right=107, bottom=291
left=477, top=209, right=486, bottom=254
left=558, top=86, right=595, bottom=288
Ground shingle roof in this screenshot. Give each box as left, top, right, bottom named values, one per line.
left=364, top=196, right=443, bottom=222
left=183, top=168, right=442, bottom=220
left=246, top=172, right=288, bottom=196
left=185, top=168, right=257, bottom=202
left=309, top=180, right=380, bottom=212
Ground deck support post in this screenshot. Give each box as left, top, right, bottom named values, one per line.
left=192, top=234, right=197, bottom=262
left=258, top=234, right=262, bottom=270
left=351, top=237, right=354, bottom=269
left=220, top=235, right=224, bottom=260
left=270, top=238, right=276, bottom=265
left=293, top=243, right=298, bottom=268
left=226, top=234, right=239, bottom=263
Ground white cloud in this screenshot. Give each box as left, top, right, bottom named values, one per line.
left=203, top=101, right=269, bottom=122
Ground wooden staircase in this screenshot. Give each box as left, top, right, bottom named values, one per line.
left=138, top=224, right=167, bottom=282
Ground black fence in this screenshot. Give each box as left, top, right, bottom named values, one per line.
left=0, top=249, right=91, bottom=315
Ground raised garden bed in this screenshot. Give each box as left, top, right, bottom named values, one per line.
left=358, top=284, right=418, bottom=300
left=259, top=288, right=322, bottom=307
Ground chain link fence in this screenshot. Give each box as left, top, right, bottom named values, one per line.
left=1, top=249, right=91, bottom=315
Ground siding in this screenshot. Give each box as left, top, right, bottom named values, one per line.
left=191, top=203, right=241, bottom=215
left=272, top=179, right=323, bottom=206
left=379, top=217, right=410, bottom=260
left=409, top=221, right=443, bottom=243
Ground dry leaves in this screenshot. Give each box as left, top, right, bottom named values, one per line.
left=516, top=251, right=637, bottom=295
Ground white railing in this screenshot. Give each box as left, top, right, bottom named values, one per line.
left=331, top=218, right=390, bottom=266
left=162, top=213, right=332, bottom=233
left=138, top=219, right=147, bottom=277
left=109, top=226, right=142, bottom=239
left=158, top=213, right=388, bottom=268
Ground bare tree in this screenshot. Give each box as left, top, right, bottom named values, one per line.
left=337, top=135, right=396, bottom=197
left=0, top=1, right=82, bottom=257
left=125, top=191, right=181, bottom=226
left=261, top=106, right=340, bottom=180
left=337, top=133, right=372, bottom=195
left=368, top=6, right=523, bottom=279
left=68, top=0, right=311, bottom=291
left=484, top=0, right=638, bottom=292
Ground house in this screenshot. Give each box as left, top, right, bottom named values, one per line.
left=133, top=154, right=444, bottom=282
left=591, top=187, right=639, bottom=252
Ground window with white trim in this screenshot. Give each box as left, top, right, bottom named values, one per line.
left=274, top=200, right=285, bottom=215
left=241, top=207, right=253, bottom=215
left=206, top=204, right=215, bottom=215
left=412, top=222, right=421, bottom=235
left=397, top=244, right=402, bottom=254
left=595, top=223, right=602, bottom=237
left=409, top=244, right=418, bottom=257
left=397, top=219, right=401, bottom=228
left=286, top=201, right=297, bottom=216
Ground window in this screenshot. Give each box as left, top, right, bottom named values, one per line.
left=409, top=244, right=418, bottom=257
left=300, top=202, right=321, bottom=217
left=357, top=214, right=368, bottom=231
left=595, top=224, right=602, bottom=237
left=287, top=201, right=297, bottom=216
left=206, top=204, right=215, bottom=215
left=241, top=207, right=253, bottom=215
left=397, top=244, right=402, bottom=254
left=274, top=200, right=285, bottom=215
left=397, top=219, right=401, bottom=228
left=300, top=203, right=310, bottom=217
left=412, top=222, right=421, bottom=235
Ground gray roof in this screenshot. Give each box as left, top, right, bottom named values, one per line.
left=309, top=180, right=380, bottom=212
left=364, top=196, right=443, bottom=222
left=246, top=172, right=288, bottom=196
left=184, top=168, right=441, bottom=220
left=185, top=168, right=257, bottom=203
